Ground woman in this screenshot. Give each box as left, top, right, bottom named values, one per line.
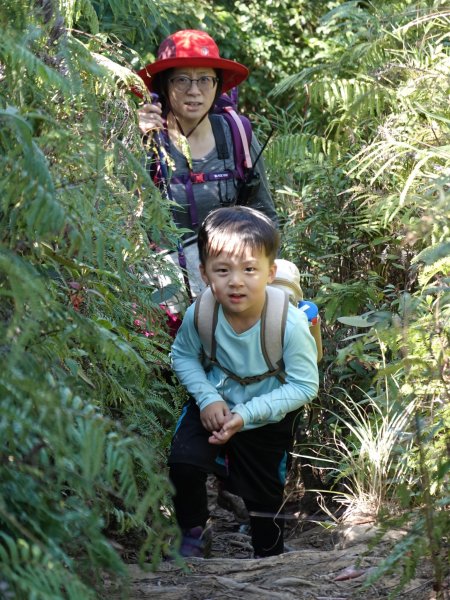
left=136, top=29, right=277, bottom=300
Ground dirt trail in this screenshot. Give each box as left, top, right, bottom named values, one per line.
left=106, top=484, right=442, bottom=600
left=108, top=529, right=437, bottom=599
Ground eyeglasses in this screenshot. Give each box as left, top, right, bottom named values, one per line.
left=169, top=75, right=219, bottom=93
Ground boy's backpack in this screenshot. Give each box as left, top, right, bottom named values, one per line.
left=194, top=285, right=290, bottom=385
left=272, top=259, right=323, bottom=363
left=193, top=258, right=323, bottom=383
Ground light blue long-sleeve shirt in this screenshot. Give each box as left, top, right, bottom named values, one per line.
left=170, top=301, right=319, bottom=430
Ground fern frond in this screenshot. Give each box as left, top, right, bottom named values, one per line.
left=91, top=51, right=148, bottom=95
left=310, top=77, right=392, bottom=119
left=110, top=507, right=154, bottom=535
left=0, top=33, right=72, bottom=95
left=0, top=533, right=95, bottom=599
left=265, top=132, right=342, bottom=174
left=70, top=0, right=99, bottom=33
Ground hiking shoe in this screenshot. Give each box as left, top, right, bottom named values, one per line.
left=179, top=526, right=212, bottom=558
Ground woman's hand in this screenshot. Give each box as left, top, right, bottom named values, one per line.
left=208, top=413, right=244, bottom=445
left=137, top=102, right=164, bottom=135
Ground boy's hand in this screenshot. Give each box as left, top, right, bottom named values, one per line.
left=208, top=413, right=244, bottom=445
left=200, top=401, right=231, bottom=432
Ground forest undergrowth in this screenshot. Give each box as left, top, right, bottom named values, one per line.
left=1, top=1, right=449, bottom=599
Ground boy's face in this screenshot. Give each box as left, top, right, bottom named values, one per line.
left=200, top=246, right=277, bottom=320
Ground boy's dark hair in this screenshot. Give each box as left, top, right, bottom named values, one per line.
left=198, top=206, right=280, bottom=265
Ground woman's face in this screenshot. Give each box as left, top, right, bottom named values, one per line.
left=166, top=67, right=218, bottom=124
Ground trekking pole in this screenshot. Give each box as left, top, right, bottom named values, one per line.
left=236, top=126, right=275, bottom=206
left=252, top=126, right=275, bottom=170
left=149, top=93, right=193, bottom=303
left=248, top=510, right=332, bottom=522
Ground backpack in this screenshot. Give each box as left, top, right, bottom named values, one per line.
left=213, top=91, right=268, bottom=205
left=193, top=269, right=323, bottom=385
left=151, top=93, right=261, bottom=222
left=213, top=93, right=253, bottom=182
left=194, top=285, right=290, bottom=385
left=272, top=259, right=323, bottom=363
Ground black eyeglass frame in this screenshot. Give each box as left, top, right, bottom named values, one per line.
left=168, top=75, right=220, bottom=91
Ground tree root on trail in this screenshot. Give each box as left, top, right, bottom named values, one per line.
left=105, top=525, right=441, bottom=600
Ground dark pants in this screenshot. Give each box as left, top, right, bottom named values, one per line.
left=168, top=399, right=300, bottom=557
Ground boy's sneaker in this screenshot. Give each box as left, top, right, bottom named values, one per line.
left=179, top=525, right=212, bottom=558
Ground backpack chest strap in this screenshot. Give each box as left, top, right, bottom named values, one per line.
left=170, top=169, right=240, bottom=227
left=205, top=358, right=286, bottom=386
left=170, top=170, right=237, bottom=185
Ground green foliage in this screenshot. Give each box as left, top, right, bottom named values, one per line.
left=360, top=408, right=450, bottom=600
left=269, top=1, right=449, bottom=594
left=296, top=390, right=417, bottom=516
left=0, top=532, right=96, bottom=600
left=1, top=0, right=185, bottom=596
left=2, top=0, right=449, bottom=597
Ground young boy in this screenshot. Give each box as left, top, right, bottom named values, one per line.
left=169, top=206, right=319, bottom=558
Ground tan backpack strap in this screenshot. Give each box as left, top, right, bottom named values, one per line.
left=309, top=317, right=323, bottom=363
left=260, top=287, right=289, bottom=374
left=194, top=287, right=219, bottom=361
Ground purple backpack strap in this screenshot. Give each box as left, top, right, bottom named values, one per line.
left=213, top=93, right=253, bottom=180
left=229, top=86, right=239, bottom=108
left=221, top=109, right=253, bottom=180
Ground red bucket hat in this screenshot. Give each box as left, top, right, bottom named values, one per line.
left=137, top=30, right=249, bottom=93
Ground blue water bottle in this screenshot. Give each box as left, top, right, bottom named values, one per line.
left=297, top=300, right=322, bottom=362
left=297, top=300, right=319, bottom=325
